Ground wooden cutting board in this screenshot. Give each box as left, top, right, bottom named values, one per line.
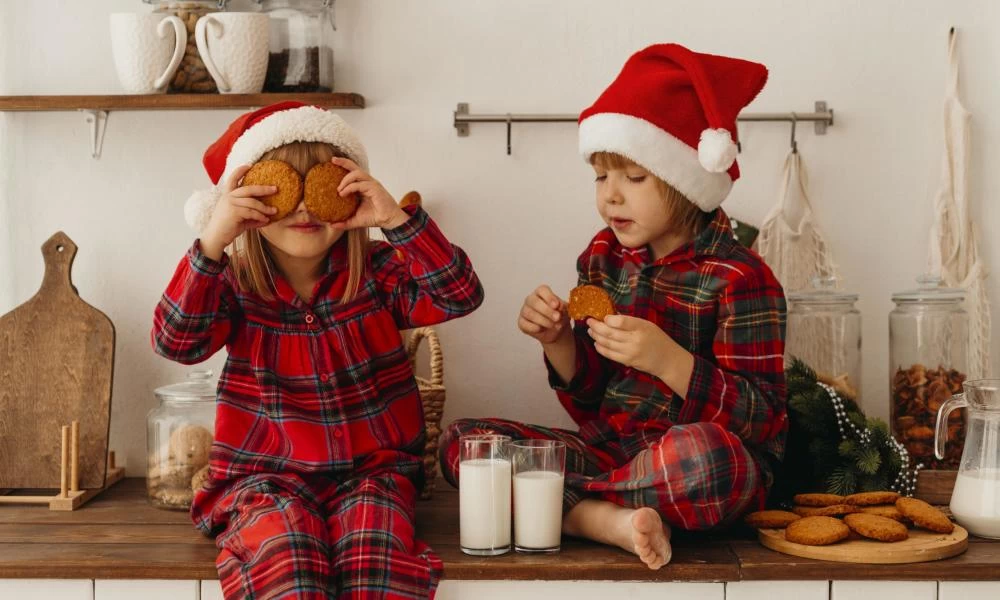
left=0, top=232, right=115, bottom=489
left=758, top=524, right=968, bottom=564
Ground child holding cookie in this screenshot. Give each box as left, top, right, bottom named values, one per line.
left=152, top=101, right=484, bottom=599
left=440, top=44, right=787, bottom=569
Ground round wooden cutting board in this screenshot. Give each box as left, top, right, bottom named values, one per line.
left=758, top=524, right=968, bottom=564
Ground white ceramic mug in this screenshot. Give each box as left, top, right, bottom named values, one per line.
left=110, top=13, right=186, bottom=94
left=195, top=12, right=269, bottom=94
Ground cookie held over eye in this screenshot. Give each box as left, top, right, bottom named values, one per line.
left=242, top=160, right=303, bottom=221
left=568, top=284, right=616, bottom=321
left=304, top=162, right=359, bottom=223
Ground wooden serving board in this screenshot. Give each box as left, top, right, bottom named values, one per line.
left=0, top=232, right=115, bottom=489
left=758, top=524, right=968, bottom=564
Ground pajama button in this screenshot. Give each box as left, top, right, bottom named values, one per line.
left=333, top=430, right=343, bottom=438
left=304, top=314, right=315, bottom=324
left=320, top=373, right=329, bottom=382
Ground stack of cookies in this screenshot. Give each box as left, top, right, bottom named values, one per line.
left=745, top=492, right=955, bottom=546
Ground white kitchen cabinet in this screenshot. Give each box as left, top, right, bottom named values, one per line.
left=0, top=579, right=93, bottom=599
left=94, top=579, right=198, bottom=600
left=435, top=581, right=725, bottom=600
left=939, top=581, right=1000, bottom=600
left=831, top=581, right=937, bottom=600
left=726, top=580, right=829, bottom=600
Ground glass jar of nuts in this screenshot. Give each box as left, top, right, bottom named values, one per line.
left=889, top=275, right=969, bottom=470
left=144, top=1, right=230, bottom=93
left=147, top=370, right=217, bottom=510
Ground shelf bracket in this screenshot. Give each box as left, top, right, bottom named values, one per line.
left=79, top=109, right=109, bottom=159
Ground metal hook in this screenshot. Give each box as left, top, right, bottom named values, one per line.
left=80, top=109, right=109, bottom=159
left=506, top=113, right=513, bottom=155
left=789, top=113, right=798, bottom=154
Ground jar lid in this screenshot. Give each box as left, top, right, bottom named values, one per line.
left=892, top=274, right=966, bottom=303
left=154, top=370, right=217, bottom=402
left=787, top=276, right=859, bottom=304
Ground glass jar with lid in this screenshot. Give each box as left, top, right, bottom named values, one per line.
left=255, top=0, right=335, bottom=92
left=144, top=1, right=230, bottom=93
left=147, top=370, right=217, bottom=510
left=890, top=275, right=968, bottom=469
left=786, top=276, right=862, bottom=399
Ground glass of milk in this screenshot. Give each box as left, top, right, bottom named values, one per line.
left=459, top=434, right=512, bottom=556
left=512, top=439, right=566, bottom=553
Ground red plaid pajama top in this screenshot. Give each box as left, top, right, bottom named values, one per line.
left=152, top=206, right=484, bottom=521
left=550, top=209, right=788, bottom=472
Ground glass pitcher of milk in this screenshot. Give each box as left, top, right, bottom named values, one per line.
left=935, top=379, right=1000, bottom=538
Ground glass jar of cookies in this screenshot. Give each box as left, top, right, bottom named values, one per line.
left=147, top=370, right=217, bottom=510
left=786, top=276, right=862, bottom=399
left=889, top=275, right=968, bottom=470
left=144, top=0, right=230, bottom=93
left=255, top=0, right=335, bottom=92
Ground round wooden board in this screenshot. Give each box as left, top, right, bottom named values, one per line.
left=758, top=524, right=968, bottom=564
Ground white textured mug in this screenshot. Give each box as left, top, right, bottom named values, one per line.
left=110, top=13, right=186, bottom=94
left=195, top=12, right=269, bottom=94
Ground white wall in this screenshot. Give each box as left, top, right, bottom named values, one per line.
left=2, top=0, right=998, bottom=475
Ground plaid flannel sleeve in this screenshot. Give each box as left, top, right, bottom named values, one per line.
left=679, top=268, right=788, bottom=448
left=544, top=245, right=618, bottom=423
left=377, top=206, right=485, bottom=329
left=545, top=324, right=615, bottom=424
left=151, top=240, right=236, bottom=365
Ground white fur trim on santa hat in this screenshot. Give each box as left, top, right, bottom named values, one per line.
left=221, top=105, right=369, bottom=185
left=579, top=113, right=733, bottom=212
left=698, top=128, right=738, bottom=173
left=185, top=186, right=221, bottom=233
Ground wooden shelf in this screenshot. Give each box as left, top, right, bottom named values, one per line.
left=0, top=93, right=365, bottom=112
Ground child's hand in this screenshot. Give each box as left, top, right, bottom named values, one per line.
left=518, top=285, right=571, bottom=345
left=330, top=157, right=410, bottom=231
left=200, top=164, right=278, bottom=261
left=587, top=315, right=676, bottom=377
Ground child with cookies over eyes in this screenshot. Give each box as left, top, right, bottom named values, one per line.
left=439, top=44, right=787, bottom=569
left=152, top=101, right=483, bottom=600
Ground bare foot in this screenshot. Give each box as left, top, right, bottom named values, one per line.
left=563, top=500, right=672, bottom=570
left=629, top=507, right=671, bottom=569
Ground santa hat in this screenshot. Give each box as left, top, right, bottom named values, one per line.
left=578, top=43, right=768, bottom=212
left=184, top=101, right=369, bottom=232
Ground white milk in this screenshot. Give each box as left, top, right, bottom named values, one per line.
left=950, top=469, right=1000, bottom=539
left=513, top=470, right=565, bottom=550
left=459, top=458, right=512, bottom=552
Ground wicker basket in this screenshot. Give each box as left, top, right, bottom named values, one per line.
left=405, top=327, right=446, bottom=500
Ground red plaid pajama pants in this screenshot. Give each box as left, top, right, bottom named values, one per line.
left=440, top=418, right=770, bottom=531
left=199, top=470, right=442, bottom=600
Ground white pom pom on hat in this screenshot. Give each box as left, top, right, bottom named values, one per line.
left=698, top=128, right=739, bottom=173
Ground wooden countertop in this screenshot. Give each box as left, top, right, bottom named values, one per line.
left=0, top=479, right=996, bottom=581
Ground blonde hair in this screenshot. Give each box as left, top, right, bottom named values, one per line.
left=230, top=141, right=369, bottom=303
left=590, top=151, right=710, bottom=238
